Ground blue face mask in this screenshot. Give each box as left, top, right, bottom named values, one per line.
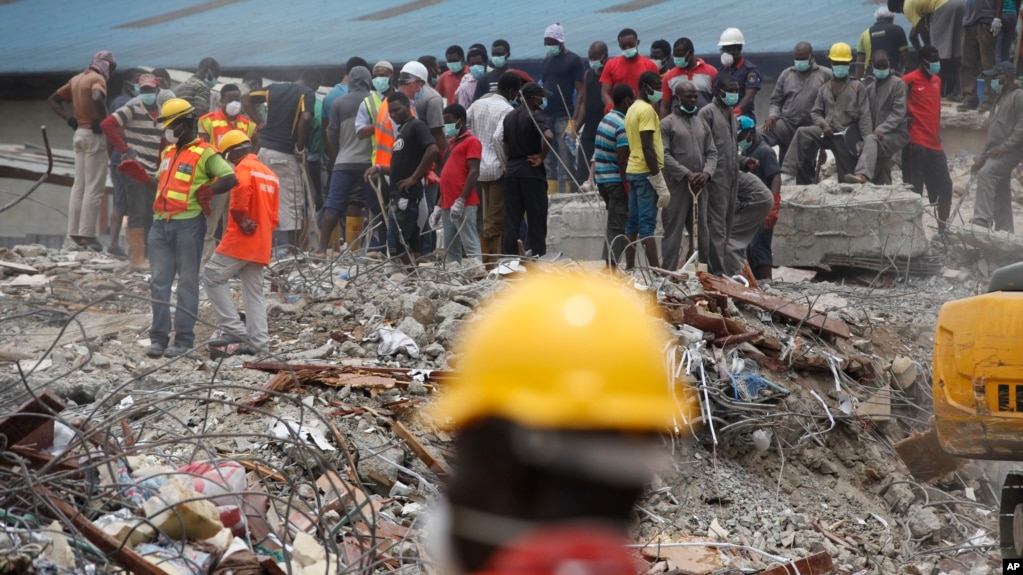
left=928, top=61, right=941, bottom=75
left=546, top=45, right=561, bottom=57
left=415, top=85, right=424, bottom=99
left=873, top=68, right=891, bottom=80
left=443, top=122, right=459, bottom=138
left=470, top=65, right=486, bottom=79
left=622, top=47, right=638, bottom=59
left=205, top=74, right=218, bottom=88
left=832, top=64, right=850, bottom=79
left=722, top=91, right=739, bottom=106
left=132, top=84, right=140, bottom=96
left=372, top=77, right=391, bottom=92
left=647, top=87, right=662, bottom=103
left=589, top=59, right=603, bottom=71
left=794, top=59, right=811, bottom=72
left=491, top=55, right=507, bottom=68
left=448, top=61, right=464, bottom=74
left=738, top=138, right=752, bottom=152
left=540, top=97, right=548, bottom=110
left=992, top=79, right=1003, bottom=93
left=139, top=92, right=157, bottom=106
left=673, top=56, right=688, bottom=68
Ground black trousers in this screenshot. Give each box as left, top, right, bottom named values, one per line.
left=904, top=144, right=953, bottom=206
left=502, top=176, right=548, bottom=257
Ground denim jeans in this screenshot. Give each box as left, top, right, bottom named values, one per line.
left=543, top=115, right=573, bottom=187
left=148, top=216, right=206, bottom=348
left=624, top=173, right=657, bottom=238
left=441, top=204, right=481, bottom=264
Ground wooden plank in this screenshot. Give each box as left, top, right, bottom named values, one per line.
left=0, top=390, right=67, bottom=447
left=698, top=272, right=851, bottom=338
left=38, top=486, right=171, bottom=575
left=894, top=427, right=964, bottom=483
left=390, top=420, right=449, bottom=475
left=757, top=552, right=835, bottom=575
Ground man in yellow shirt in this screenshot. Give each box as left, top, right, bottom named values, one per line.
left=623, top=71, right=669, bottom=270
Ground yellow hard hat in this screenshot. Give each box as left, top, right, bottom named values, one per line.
left=828, top=42, right=854, bottom=63
left=157, top=98, right=196, bottom=129
left=218, top=129, right=251, bottom=153
left=431, top=271, right=685, bottom=431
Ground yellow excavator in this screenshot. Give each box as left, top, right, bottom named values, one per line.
left=933, top=262, right=1023, bottom=558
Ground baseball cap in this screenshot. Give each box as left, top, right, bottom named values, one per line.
left=521, top=82, right=552, bottom=98
left=138, top=73, right=159, bottom=88
left=984, top=61, right=1016, bottom=76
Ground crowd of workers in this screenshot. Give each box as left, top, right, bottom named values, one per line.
left=43, top=0, right=1023, bottom=358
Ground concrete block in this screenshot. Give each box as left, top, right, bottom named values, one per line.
left=546, top=193, right=607, bottom=260
left=772, top=184, right=929, bottom=269
left=142, top=477, right=224, bottom=540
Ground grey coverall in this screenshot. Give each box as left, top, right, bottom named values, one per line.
left=759, top=63, right=833, bottom=163
left=853, top=74, right=909, bottom=184
left=697, top=100, right=738, bottom=276
left=973, top=84, right=1023, bottom=232
left=660, top=109, right=718, bottom=271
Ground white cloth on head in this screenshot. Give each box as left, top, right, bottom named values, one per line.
left=874, top=6, right=894, bottom=20
left=544, top=22, right=565, bottom=43
left=374, top=60, right=393, bottom=72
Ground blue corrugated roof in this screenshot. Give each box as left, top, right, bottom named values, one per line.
left=0, top=0, right=897, bottom=75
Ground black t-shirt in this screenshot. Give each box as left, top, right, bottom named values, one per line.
left=503, top=106, right=549, bottom=180
left=250, top=82, right=315, bottom=154
left=581, top=67, right=605, bottom=141
left=541, top=50, right=586, bottom=118
left=868, top=22, right=909, bottom=70
left=744, top=139, right=781, bottom=188
left=390, top=117, right=436, bottom=198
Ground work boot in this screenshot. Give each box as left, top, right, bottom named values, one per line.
left=842, top=173, right=868, bottom=184
left=547, top=180, right=559, bottom=195
left=145, top=342, right=166, bottom=358
left=81, top=237, right=104, bottom=251
left=162, top=345, right=191, bottom=358
left=207, top=332, right=245, bottom=347
left=978, top=101, right=992, bottom=113
left=957, top=96, right=979, bottom=111
left=126, top=228, right=149, bottom=271
left=106, top=242, right=125, bottom=257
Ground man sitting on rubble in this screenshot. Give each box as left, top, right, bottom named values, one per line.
left=780, top=42, right=873, bottom=185
left=844, top=50, right=909, bottom=185
left=429, top=270, right=688, bottom=575
left=203, top=130, right=279, bottom=356
left=971, top=61, right=1023, bottom=233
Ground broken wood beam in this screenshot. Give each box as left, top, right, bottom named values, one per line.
left=698, top=272, right=851, bottom=338
left=713, top=331, right=763, bottom=347
left=757, top=552, right=835, bottom=575
left=390, top=420, right=450, bottom=475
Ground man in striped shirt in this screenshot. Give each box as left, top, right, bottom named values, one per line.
left=593, top=84, right=634, bottom=268
left=100, top=73, right=164, bottom=270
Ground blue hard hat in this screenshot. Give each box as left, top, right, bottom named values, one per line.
left=737, top=115, right=756, bottom=133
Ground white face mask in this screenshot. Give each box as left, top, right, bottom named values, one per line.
left=225, top=101, right=242, bottom=117
left=720, top=52, right=735, bottom=68
left=164, top=128, right=179, bottom=144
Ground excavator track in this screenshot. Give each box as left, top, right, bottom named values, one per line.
left=1001, top=472, right=1023, bottom=558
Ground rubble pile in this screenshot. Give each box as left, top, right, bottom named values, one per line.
left=0, top=227, right=1013, bottom=575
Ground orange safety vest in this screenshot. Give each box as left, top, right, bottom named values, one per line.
left=154, top=140, right=216, bottom=219
left=372, top=97, right=417, bottom=167
left=197, top=109, right=256, bottom=151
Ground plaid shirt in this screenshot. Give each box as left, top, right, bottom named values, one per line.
left=467, top=93, right=513, bottom=182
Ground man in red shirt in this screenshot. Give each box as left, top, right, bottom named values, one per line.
left=600, top=28, right=660, bottom=108
left=659, top=37, right=719, bottom=117
left=903, top=44, right=953, bottom=230
left=202, top=130, right=280, bottom=355
left=431, top=104, right=482, bottom=266
left=437, top=45, right=466, bottom=103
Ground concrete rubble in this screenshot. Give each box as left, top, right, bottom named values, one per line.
left=0, top=190, right=1016, bottom=575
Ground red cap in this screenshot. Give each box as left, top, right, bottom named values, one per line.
left=138, top=73, right=159, bottom=88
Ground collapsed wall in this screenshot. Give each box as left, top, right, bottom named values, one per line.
left=772, top=184, right=931, bottom=270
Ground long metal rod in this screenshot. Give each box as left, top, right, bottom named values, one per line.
left=0, top=126, right=53, bottom=215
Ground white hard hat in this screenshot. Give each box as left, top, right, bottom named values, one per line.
left=875, top=6, right=895, bottom=19
left=400, top=61, right=429, bottom=82
left=718, top=27, right=745, bottom=46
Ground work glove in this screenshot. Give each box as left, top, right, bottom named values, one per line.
left=123, top=147, right=138, bottom=160
left=992, top=17, right=1003, bottom=36
left=67, top=117, right=79, bottom=131
left=450, top=197, right=466, bottom=220
left=91, top=119, right=103, bottom=134
left=764, top=193, right=781, bottom=229
left=196, top=185, right=215, bottom=216
left=231, top=209, right=257, bottom=235
left=648, top=171, right=671, bottom=209
left=428, top=205, right=442, bottom=229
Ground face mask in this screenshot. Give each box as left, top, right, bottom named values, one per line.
left=225, top=101, right=242, bottom=116
left=722, top=91, right=739, bottom=106
left=470, top=65, right=486, bottom=79
left=674, top=56, right=688, bottom=68
left=647, top=87, right=662, bottom=103
left=622, top=47, right=638, bottom=59
left=832, top=65, right=850, bottom=79
left=589, top=59, right=603, bottom=71
left=164, top=128, right=179, bottom=144
left=654, top=59, right=666, bottom=69
left=132, top=84, right=140, bottom=96
left=205, top=74, right=218, bottom=88
left=928, top=61, right=941, bottom=75
left=448, top=61, right=463, bottom=74
left=992, top=79, right=1003, bottom=93
left=373, top=77, right=391, bottom=92
left=540, top=97, right=548, bottom=110
left=794, top=59, right=811, bottom=72
left=443, top=122, right=459, bottom=138
left=430, top=76, right=439, bottom=87
left=546, top=45, right=561, bottom=57
left=139, top=93, right=157, bottom=106
left=873, top=68, right=891, bottom=80
left=720, top=52, right=735, bottom=68
left=738, top=138, right=752, bottom=152
left=677, top=100, right=697, bottom=115
left=491, top=55, right=507, bottom=68
left=415, top=85, right=425, bottom=99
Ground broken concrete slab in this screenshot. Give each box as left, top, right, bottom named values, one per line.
left=773, top=184, right=929, bottom=270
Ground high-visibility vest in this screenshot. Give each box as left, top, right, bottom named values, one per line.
left=197, top=109, right=256, bottom=151
left=371, top=96, right=417, bottom=167
left=154, top=140, right=215, bottom=219
left=363, top=92, right=382, bottom=161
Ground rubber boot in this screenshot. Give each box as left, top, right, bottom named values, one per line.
left=345, top=216, right=366, bottom=252
left=126, top=228, right=149, bottom=271
left=757, top=265, right=773, bottom=280
left=547, top=179, right=559, bottom=196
